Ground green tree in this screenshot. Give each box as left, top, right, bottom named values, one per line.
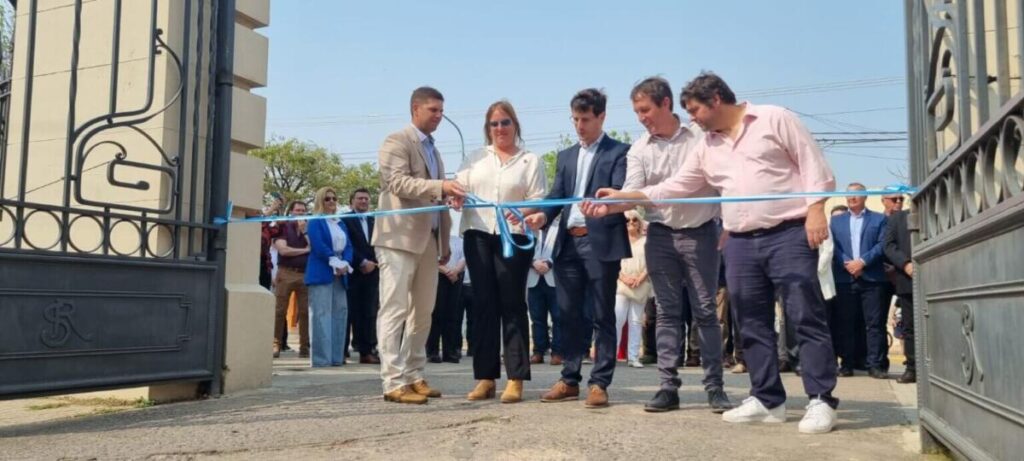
left=0, top=2, right=11, bottom=80
left=539, top=130, right=634, bottom=185
left=249, top=137, right=380, bottom=207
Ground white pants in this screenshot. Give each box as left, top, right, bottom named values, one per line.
left=614, top=294, right=644, bottom=362
left=376, top=244, right=438, bottom=393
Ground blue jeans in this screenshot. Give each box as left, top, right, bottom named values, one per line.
left=309, top=280, right=348, bottom=367
left=528, top=279, right=561, bottom=355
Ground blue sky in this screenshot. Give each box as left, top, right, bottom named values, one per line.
left=257, top=1, right=909, bottom=188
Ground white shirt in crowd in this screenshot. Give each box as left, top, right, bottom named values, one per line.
left=623, top=124, right=719, bottom=229
left=445, top=234, right=465, bottom=273
left=527, top=222, right=560, bottom=288
left=456, top=145, right=547, bottom=236
left=326, top=218, right=352, bottom=274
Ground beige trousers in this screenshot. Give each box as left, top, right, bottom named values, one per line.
left=376, top=244, right=438, bottom=393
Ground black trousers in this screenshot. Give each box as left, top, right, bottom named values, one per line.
left=555, top=235, right=621, bottom=389
left=462, top=283, right=475, bottom=355
left=427, top=272, right=464, bottom=359
left=897, top=293, right=915, bottom=370
left=464, top=230, right=532, bottom=380
left=345, top=273, right=379, bottom=355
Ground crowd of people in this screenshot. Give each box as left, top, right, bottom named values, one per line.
left=255, top=72, right=918, bottom=435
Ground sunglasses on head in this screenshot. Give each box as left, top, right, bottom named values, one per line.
left=488, top=119, right=513, bottom=128
left=324, top=196, right=337, bottom=202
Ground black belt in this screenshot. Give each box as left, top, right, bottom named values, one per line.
left=649, top=219, right=716, bottom=233
left=729, top=218, right=805, bottom=238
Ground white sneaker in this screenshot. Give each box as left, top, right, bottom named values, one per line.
left=722, top=396, right=786, bottom=424
left=628, top=360, right=644, bottom=368
left=798, top=398, right=837, bottom=434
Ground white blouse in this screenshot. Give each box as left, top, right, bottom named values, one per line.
left=326, top=218, right=351, bottom=274
left=456, top=146, right=547, bottom=235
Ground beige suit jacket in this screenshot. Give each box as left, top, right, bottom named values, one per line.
left=371, top=125, right=451, bottom=257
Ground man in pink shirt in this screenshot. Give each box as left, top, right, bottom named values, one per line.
left=586, top=72, right=839, bottom=434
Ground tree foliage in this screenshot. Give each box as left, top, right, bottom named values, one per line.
left=249, top=137, right=379, bottom=207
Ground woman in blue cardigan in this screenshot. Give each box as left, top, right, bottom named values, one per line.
left=305, top=186, right=355, bottom=367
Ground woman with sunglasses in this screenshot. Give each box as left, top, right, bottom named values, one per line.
left=304, top=186, right=354, bottom=367
left=615, top=209, right=652, bottom=368
left=457, top=100, right=546, bottom=403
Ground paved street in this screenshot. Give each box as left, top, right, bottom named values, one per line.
left=0, top=355, right=934, bottom=460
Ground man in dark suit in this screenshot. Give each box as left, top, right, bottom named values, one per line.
left=523, top=88, right=630, bottom=408
left=884, top=208, right=915, bottom=383
left=830, top=183, right=889, bottom=379
left=342, top=188, right=380, bottom=364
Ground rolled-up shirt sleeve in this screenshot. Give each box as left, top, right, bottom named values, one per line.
left=776, top=109, right=836, bottom=204
left=639, top=144, right=709, bottom=202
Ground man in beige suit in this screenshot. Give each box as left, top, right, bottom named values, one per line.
left=374, top=86, right=466, bottom=404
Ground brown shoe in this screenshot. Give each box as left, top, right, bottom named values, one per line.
left=410, top=379, right=442, bottom=398
left=530, top=354, right=544, bottom=365
left=501, top=380, right=523, bottom=404
left=383, top=385, right=428, bottom=404
left=549, top=354, right=563, bottom=366
left=360, top=354, right=381, bottom=364
left=466, top=379, right=496, bottom=401
left=272, top=344, right=280, bottom=359
left=585, top=385, right=609, bottom=408
left=540, top=380, right=579, bottom=402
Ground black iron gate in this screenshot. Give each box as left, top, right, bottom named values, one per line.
left=906, top=0, right=1024, bottom=459
left=0, top=0, right=234, bottom=398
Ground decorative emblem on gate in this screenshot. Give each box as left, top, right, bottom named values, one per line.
left=40, top=300, right=93, bottom=348
left=960, top=304, right=984, bottom=385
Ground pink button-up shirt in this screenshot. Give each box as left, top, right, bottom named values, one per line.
left=641, top=103, right=836, bottom=233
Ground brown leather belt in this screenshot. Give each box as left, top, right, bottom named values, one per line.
left=567, top=227, right=588, bottom=237
left=279, top=266, right=305, bottom=274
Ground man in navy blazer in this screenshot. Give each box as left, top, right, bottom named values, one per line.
left=524, top=88, right=630, bottom=408
left=829, top=183, right=889, bottom=379
left=342, top=188, right=380, bottom=365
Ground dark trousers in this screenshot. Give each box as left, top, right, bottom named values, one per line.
left=528, top=278, right=561, bottom=355
left=836, top=280, right=887, bottom=369
left=554, top=234, right=620, bottom=389
left=897, top=294, right=915, bottom=371
left=427, top=272, right=464, bottom=359
left=646, top=222, right=724, bottom=391
left=717, top=287, right=744, bottom=363
left=642, top=297, right=657, bottom=357
left=345, top=273, right=379, bottom=356
left=462, top=283, right=475, bottom=355
left=464, top=230, right=532, bottom=380
left=724, top=224, right=838, bottom=409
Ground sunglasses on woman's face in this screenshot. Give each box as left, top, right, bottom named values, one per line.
left=324, top=196, right=337, bottom=202
left=628, top=218, right=640, bottom=223
left=488, top=119, right=513, bottom=128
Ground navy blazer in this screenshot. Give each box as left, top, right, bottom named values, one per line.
left=543, top=135, right=631, bottom=262
left=830, top=209, right=888, bottom=284
left=341, top=214, right=378, bottom=280
left=304, top=217, right=355, bottom=287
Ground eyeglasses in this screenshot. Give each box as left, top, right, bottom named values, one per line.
left=324, top=196, right=337, bottom=202
left=885, top=197, right=905, bottom=203
left=628, top=218, right=640, bottom=224
left=488, top=119, right=513, bottom=128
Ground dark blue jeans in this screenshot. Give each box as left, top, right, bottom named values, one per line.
left=724, top=223, right=838, bottom=409
left=835, top=280, right=887, bottom=369
left=528, top=279, right=561, bottom=355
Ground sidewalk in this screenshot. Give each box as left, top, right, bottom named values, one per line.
left=0, top=356, right=935, bottom=460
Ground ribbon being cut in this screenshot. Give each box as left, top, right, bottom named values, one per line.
left=215, top=184, right=917, bottom=258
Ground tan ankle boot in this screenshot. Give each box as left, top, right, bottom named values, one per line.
left=501, top=379, right=523, bottom=403
left=466, top=379, right=496, bottom=401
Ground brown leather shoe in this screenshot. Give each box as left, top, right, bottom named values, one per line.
left=272, top=344, right=280, bottom=359
left=466, top=379, right=496, bottom=401
left=501, top=380, right=523, bottom=404
left=549, top=354, right=563, bottom=366
left=540, top=380, right=579, bottom=402
left=585, top=385, right=609, bottom=408
left=410, top=379, right=442, bottom=398
left=360, top=354, right=381, bottom=364
left=530, top=354, right=544, bottom=364
left=383, top=385, right=428, bottom=405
